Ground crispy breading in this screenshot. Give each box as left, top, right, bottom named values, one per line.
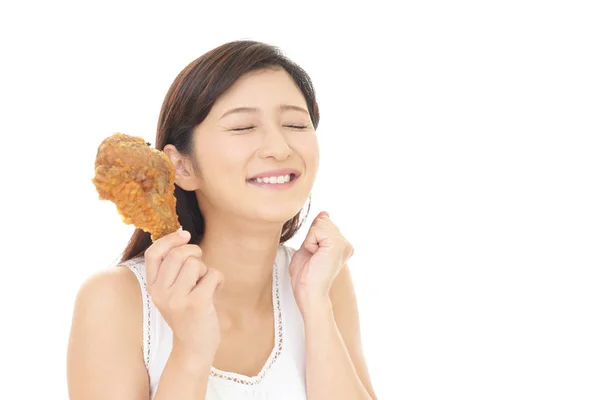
left=92, top=133, right=180, bottom=241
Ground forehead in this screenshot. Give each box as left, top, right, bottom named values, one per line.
left=212, top=68, right=306, bottom=110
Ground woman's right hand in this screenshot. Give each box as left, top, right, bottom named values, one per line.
left=144, top=230, right=224, bottom=365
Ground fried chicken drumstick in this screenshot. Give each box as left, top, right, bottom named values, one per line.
left=92, top=132, right=180, bottom=241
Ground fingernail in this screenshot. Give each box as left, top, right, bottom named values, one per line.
left=179, top=230, right=190, bottom=239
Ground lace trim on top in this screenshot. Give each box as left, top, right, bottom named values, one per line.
left=121, top=257, right=152, bottom=369
left=208, top=260, right=283, bottom=386
left=121, top=253, right=283, bottom=385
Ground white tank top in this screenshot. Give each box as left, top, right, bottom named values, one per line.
left=121, top=245, right=307, bottom=399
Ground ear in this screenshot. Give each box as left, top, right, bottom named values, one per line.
left=163, top=144, right=199, bottom=191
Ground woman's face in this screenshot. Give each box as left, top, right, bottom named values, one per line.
left=191, top=68, right=319, bottom=223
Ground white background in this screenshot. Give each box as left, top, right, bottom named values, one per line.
left=1, top=1, right=599, bottom=399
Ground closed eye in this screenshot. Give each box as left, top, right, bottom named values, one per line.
left=285, top=125, right=309, bottom=129
left=231, top=125, right=309, bottom=132
left=231, top=126, right=256, bottom=132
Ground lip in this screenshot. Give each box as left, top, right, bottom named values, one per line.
left=247, top=168, right=301, bottom=181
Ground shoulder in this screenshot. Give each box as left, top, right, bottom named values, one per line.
left=70, top=262, right=144, bottom=342
left=75, top=261, right=144, bottom=314
left=67, top=261, right=149, bottom=397
left=69, top=259, right=147, bottom=353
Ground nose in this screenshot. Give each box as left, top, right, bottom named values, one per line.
left=258, top=125, right=292, bottom=160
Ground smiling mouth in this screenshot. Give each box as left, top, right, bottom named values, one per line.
left=247, top=173, right=299, bottom=185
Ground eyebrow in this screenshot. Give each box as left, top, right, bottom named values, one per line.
left=219, top=104, right=309, bottom=120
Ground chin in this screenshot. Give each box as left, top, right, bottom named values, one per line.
left=251, top=203, right=306, bottom=224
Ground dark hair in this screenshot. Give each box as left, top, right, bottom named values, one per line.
left=120, top=40, right=320, bottom=262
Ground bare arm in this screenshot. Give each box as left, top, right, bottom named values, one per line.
left=304, top=265, right=377, bottom=400
left=67, top=268, right=149, bottom=399
left=153, top=344, right=212, bottom=400
left=67, top=267, right=212, bottom=400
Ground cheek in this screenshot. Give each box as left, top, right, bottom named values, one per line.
left=194, top=142, right=246, bottom=203
left=295, top=134, right=320, bottom=171
left=196, top=137, right=254, bottom=176
left=223, top=138, right=258, bottom=168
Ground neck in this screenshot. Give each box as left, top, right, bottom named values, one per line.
left=197, top=212, right=283, bottom=319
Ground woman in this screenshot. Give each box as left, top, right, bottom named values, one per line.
left=67, top=40, right=377, bottom=400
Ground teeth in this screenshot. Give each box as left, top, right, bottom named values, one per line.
left=252, top=174, right=292, bottom=184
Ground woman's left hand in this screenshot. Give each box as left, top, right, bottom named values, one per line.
left=289, top=211, right=354, bottom=316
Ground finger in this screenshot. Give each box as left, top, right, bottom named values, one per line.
left=157, top=244, right=203, bottom=289
left=144, top=230, right=191, bottom=286
left=191, top=268, right=224, bottom=302
left=301, top=211, right=339, bottom=254
left=311, top=211, right=329, bottom=226
left=302, top=211, right=329, bottom=247
left=171, top=257, right=208, bottom=298
left=300, top=213, right=332, bottom=253
left=299, top=226, right=319, bottom=254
